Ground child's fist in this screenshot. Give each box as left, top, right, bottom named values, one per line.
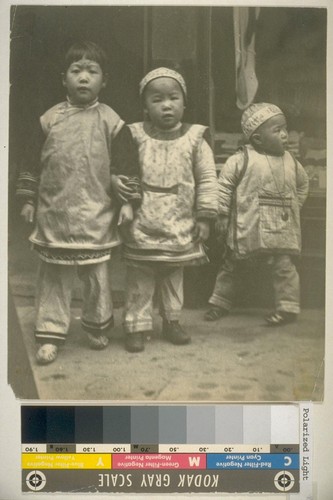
left=21, top=203, right=35, bottom=223
left=215, top=216, right=229, bottom=237
left=194, top=220, right=210, bottom=242
left=111, top=175, right=134, bottom=203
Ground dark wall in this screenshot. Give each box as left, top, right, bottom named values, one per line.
left=211, top=7, right=326, bottom=135
left=9, top=5, right=145, bottom=220
left=256, top=7, right=326, bottom=136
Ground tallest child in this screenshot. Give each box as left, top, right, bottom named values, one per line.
left=17, top=42, right=140, bottom=364
left=122, top=67, right=218, bottom=352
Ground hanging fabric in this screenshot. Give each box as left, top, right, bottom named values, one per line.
left=233, top=7, right=260, bottom=110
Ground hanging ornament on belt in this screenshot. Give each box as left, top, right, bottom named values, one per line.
left=265, top=155, right=289, bottom=222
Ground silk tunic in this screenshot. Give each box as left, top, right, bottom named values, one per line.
left=29, top=101, right=124, bottom=251
left=123, top=122, right=218, bottom=262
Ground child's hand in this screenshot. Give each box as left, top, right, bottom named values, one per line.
left=21, top=203, right=35, bottom=223
left=215, top=216, right=229, bottom=235
left=111, top=175, right=135, bottom=203
left=193, top=220, right=210, bottom=242
left=118, top=203, right=133, bottom=225
left=215, top=215, right=229, bottom=243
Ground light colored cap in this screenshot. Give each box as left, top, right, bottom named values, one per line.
left=241, top=103, right=284, bottom=139
left=139, top=67, right=187, bottom=97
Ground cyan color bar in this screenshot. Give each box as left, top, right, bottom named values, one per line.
left=207, top=453, right=299, bottom=470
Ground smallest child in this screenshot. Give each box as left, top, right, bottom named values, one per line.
left=205, top=103, right=309, bottom=325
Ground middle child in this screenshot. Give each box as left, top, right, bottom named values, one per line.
left=121, top=67, right=218, bottom=352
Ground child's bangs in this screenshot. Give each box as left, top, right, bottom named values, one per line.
left=65, top=42, right=107, bottom=72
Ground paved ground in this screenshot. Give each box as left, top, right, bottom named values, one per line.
left=8, top=216, right=325, bottom=402
left=11, top=295, right=324, bottom=402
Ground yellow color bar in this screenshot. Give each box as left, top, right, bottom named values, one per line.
left=22, top=453, right=111, bottom=470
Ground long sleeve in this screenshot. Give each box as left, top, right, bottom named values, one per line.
left=295, top=159, right=309, bottom=208
left=16, top=117, right=45, bottom=206
left=217, top=151, right=245, bottom=216
left=110, top=124, right=140, bottom=178
left=193, top=137, right=218, bottom=220
left=110, top=124, right=141, bottom=205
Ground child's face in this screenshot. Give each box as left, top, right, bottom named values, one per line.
left=143, top=77, right=185, bottom=129
left=62, top=58, right=106, bottom=105
left=254, top=114, right=288, bottom=156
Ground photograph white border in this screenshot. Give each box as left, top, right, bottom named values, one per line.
left=1, top=0, right=332, bottom=498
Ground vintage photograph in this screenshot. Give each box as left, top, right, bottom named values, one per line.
left=8, top=4, right=326, bottom=401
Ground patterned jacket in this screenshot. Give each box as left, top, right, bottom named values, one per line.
left=218, top=145, right=309, bottom=257
left=123, top=122, right=218, bottom=253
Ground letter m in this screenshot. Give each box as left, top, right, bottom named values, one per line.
left=189, top=456, right=201, bottom=467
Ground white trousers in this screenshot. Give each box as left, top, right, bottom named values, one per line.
left=123, top=262, right=184, bottom=333
left=35, top=260, right=113, bottom=344
left=209, top=253, right=300, bottom=314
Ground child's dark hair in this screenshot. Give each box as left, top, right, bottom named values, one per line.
left=64, top=41, right=108, bottom=74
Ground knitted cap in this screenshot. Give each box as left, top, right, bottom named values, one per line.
left=139, top=67, right=187, bottom=97
left=241, top=103, right=284, bottom=139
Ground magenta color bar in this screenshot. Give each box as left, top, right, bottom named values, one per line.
left=112, top=453, right=207, bottom=469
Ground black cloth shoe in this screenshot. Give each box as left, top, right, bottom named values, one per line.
left=204, top=306, right=229, bottom=321
left=125, top=332, right=145, bottom=353
left=162, top=320, right=191, bottom=345
left=265, top=311, right=297, bottom=326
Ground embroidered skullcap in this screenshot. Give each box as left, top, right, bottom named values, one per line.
left=241, top=103, right=284, bottom=139
left=139, top=67, right=187, bottom=97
